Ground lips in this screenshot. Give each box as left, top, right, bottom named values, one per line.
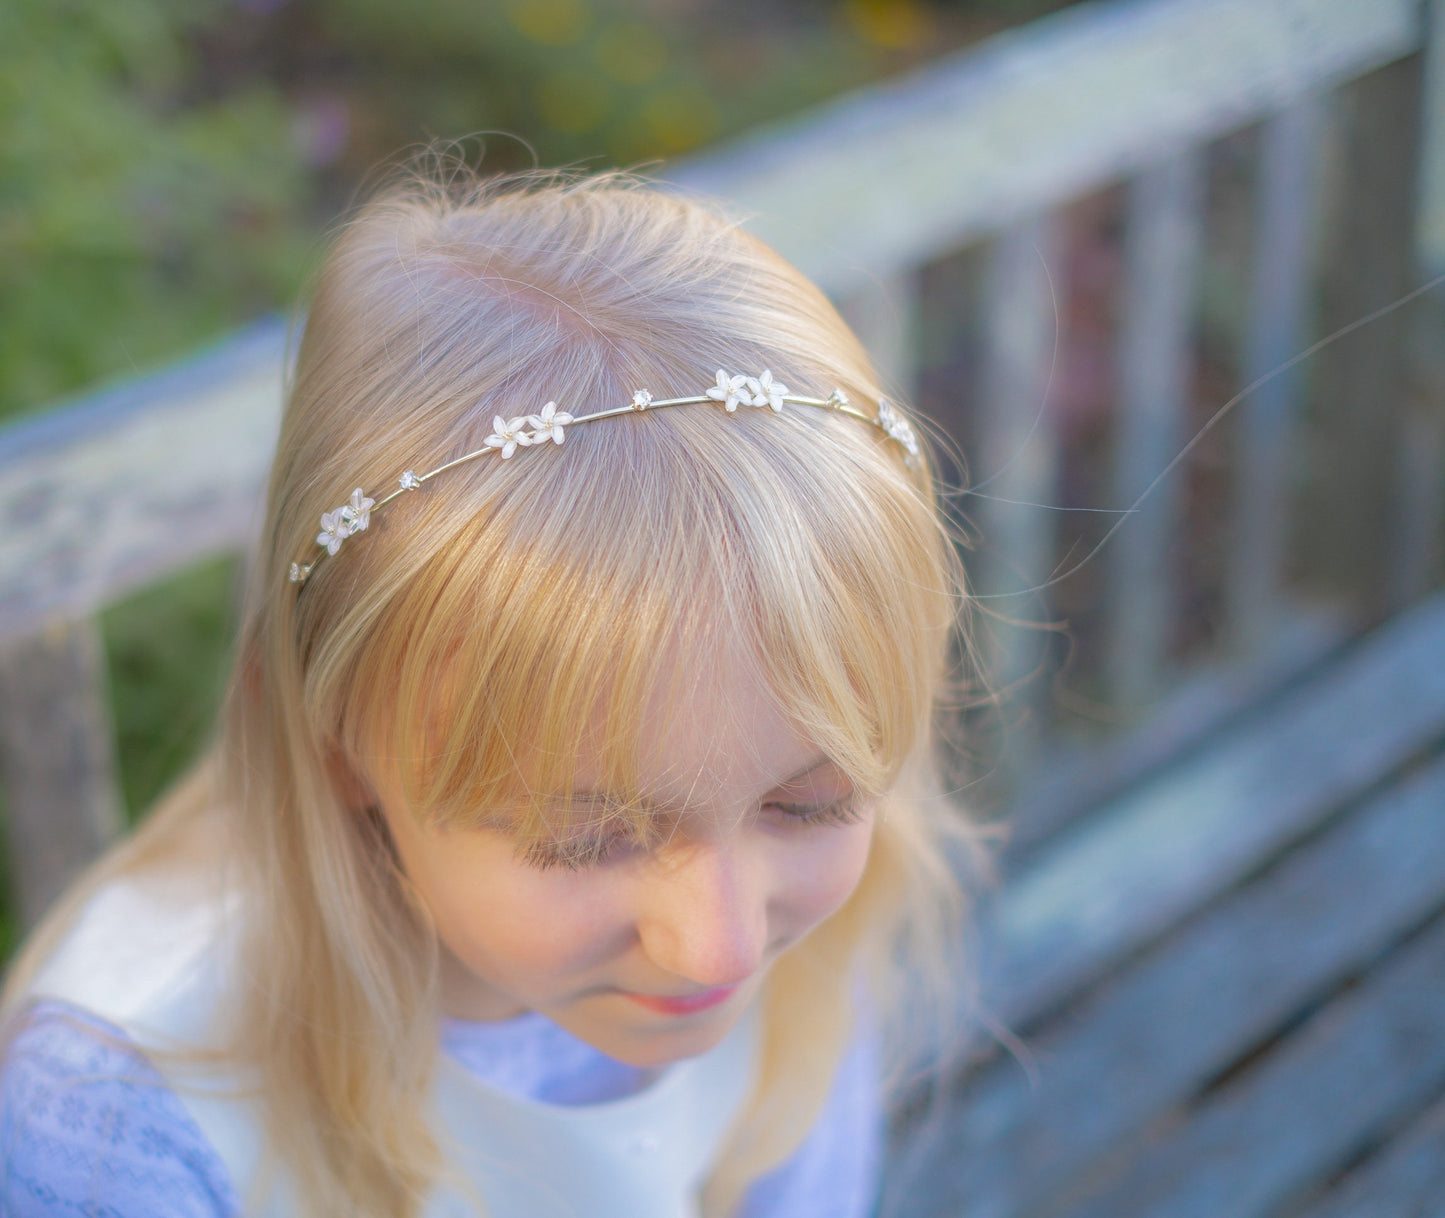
left=619, top=985, right=738, bottom=1015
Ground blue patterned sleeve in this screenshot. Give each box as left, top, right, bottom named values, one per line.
left=0, top=999, right=239, bottom=1218
left=737, top=1020, right=884, bottom=1218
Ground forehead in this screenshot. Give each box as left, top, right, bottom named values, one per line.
left=372, top=612, right=835, bottom=829
left=571, top=630, right=824, bottom=808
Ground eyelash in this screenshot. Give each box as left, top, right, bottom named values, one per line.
left=768, top=797, right=865, bottom=829
left=519, top=824, right=641, bottom=872
left=518, top=797, right=864, bottom=872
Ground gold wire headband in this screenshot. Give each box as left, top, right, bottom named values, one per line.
left=287, top=369, right=922, bottom=585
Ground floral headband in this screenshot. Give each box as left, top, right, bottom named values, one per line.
left=288, top=369, right=921, bottom=585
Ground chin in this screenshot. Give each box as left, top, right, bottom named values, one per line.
left=583, top=1006, right=741, bottom=1070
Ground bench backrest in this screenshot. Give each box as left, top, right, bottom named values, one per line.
left=2, top=0, right=1441, bottom=925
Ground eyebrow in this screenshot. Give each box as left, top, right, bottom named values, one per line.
left=561, top=754, right=836, bottom=813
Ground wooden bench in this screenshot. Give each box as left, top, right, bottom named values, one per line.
left=885, top=589, right=1445, bottom=1217
left=1, top=8, right=1443, bottom=1212
left=4, top=0, right=1440, bottom=930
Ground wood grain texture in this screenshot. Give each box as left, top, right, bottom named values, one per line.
left=1060, top=909, right=1445, bottom=1218
left=0, top=619, right=123, bottom=926
left=976, top=589, right=1445, bottom=1028
left=886, top=755, right=1445, bottom=1218
left=672, top=0, right=1417, bottom=295
left=1298, top=1091, right=1445, bottom=1218
left=1004, top=611, right=1345, bottom=863
left=0, top=319, right=286, bottom=646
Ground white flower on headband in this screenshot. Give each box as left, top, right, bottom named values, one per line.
left=528, top=402, right=573, bottom=445
left=288, top=377, right=920, bottom=586
left=316, top=488, right=374, bottom=555
left=317, top=510, right=349, bottom=555
left=339, top=488, right=374, bottom=533
left=749, top=370, right=789, bottom=412
left=485, top=415, right=534, bottom=459
left=706, top=370, right=754, bottom=413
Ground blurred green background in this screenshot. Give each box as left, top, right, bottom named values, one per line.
left=0, top=0, right=1076, bottom=896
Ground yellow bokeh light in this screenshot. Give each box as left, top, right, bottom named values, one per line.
left=509, top=0, right=590, bottom=48
left=641, top=87, right=720, bottom=154
left=841, top=0, right=932, bottom=51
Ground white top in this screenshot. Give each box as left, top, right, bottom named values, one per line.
left=23, top=873, right=759, bottom=1218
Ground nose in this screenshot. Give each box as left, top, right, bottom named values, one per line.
left=635, top=834, right=769, bottom=989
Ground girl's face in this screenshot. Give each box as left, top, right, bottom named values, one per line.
left=364, top=642, right=876, bottom=1068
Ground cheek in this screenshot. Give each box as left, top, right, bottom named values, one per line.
left=771, top=820, right=876, bottom=934
left=408, top=834, right=624, bottom=975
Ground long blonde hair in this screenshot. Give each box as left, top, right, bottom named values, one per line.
left=3, top=166, right=988, bottom=1216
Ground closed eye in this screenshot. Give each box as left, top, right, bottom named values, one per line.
left=516, top=807, right=659, bottom=872
left=765, top=797, right=865, bottom=828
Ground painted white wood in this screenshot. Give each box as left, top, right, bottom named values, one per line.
left=674, top=0, right=1417, bottom=296
left=0, top=323, right=285, bottom=644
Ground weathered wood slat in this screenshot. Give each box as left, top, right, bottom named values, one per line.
left=975, top=215, right=1063, bottom=737
left=838, top=270, right=921, bottom=402
left=1107, top=146, right=1204, bottom=707
left=1004, top=610, right=1344, bottom=863
left=1306, top=53, right=1423, bottom=614
left=0, top=319, right=286, bottom=646
left=977, top=588, right=1445, bottom=1029
left=1416, top=0, right=1445, bottom=272
left=0, top=619, right=123, bottom=926
left=673, top=0, right=1417, bottom=295
left=1298, top=1091, right=1445, bottom=1218
left=1394, top=391, right=1445, bottom=605
left=1060, top=909, right=1445, bottom=1218
left=885, top=754, right=1445, bottom=1218
left=1228, top=95, right=1325, bottom=652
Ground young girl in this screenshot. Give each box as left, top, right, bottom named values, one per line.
left=0, top=167, right=984, bottom=1217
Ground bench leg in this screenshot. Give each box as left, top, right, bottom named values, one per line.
left=0, top=619, right=124, bottom=929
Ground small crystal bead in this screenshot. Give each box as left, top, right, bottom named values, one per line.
left=288, top=563, right=303, bottom=583
left=632, top=390, right=652, bottom=410
left=400, top=470, right=420, bottom=490
left=827, top=388, right=849, bottom=408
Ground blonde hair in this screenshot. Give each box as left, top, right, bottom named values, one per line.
left=3, top=166, right=988, bottom=1216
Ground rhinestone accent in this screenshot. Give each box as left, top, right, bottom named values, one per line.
left=877, top=397, right=921, bottom=468
left=399, top=470, right=421, bottom=490
left=632, top=390, right=652, bottom=411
